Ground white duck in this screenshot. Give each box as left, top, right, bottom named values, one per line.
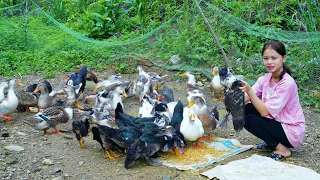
left=132, top=66, right=151, bottom=102
left=189, top=96, right=219, bottom=142
left=96, top=86, right=127, bottom=111
left=139, top=94, right=156, bottom=117
left=210, top=66, right=223, bottom=101
left=180, top=71, right=205, bottom=103
left=0, top=82, right=9, bottom=101
left=180, top=104, right=204, bottom=149
left=0, top=79, right=24, bottom=124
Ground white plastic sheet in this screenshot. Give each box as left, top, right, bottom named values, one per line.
left=201, top=154, right=320, bottom=180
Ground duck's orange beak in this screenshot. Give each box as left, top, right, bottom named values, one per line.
left=17, top=81, right=24, bottom=87
left=76, top=103, right=84, bottom=110
left=33, top=87, right=41, bottom=93
left=93, top=87, right=98, bottom=93
left=180, top=73, right=186, bottom=77
left=187, top=99, right=195, bottom=108
left=122, top=91, right=127, bottom=98
left=212, top=69, right=217, bottom=75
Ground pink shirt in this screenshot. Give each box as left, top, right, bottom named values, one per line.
left=250, top=73, right=305, bottom=148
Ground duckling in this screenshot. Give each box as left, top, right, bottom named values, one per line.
left=72, top=115, right=90, bottom=148
left=67, top=65, right=87, bottom=98
left=24, top=86, right=84, bottom=135
left=0, top=79, right=24, bottom=124
left=210, top=66, right=224, bottom=101
left=132, top=66, right=151, bottom=102
left=180, top=103, right=204, bottom=149
left=0, top=82, right=9, bottom=101
left=189, top=96, right=219, bottom=142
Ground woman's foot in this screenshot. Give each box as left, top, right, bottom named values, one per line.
left=253, top=142, right=269, bottom=150
left=268, top=143, right=291, bottom=160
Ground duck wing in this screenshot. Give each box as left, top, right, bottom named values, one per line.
left=40, top=106, right=68, bottom=124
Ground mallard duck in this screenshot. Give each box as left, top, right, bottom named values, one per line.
left=218, top=67, right=245, bottom=132
left=35, top=79, right=64, bottom=110
left=16, top=88, right=38, bottom=112
left=132, top=66, right=151, bottom=102
left=17, top=80, right=53, bottom=112
left=26, top=80, right=53, bottom=98
left=0, top=79, right=24, bottom=124
left=180, top=103, right=204, bottom=149
left=189, top=96, right=219, bottom=142
left=0, top=82, right=9, bottom=101
left=210, top=66, right=224, bottom=101
left=24, top=86, right=84, bottom=135
left=67, top=65, right=87, bottom=98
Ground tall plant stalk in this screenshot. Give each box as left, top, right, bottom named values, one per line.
left=193, top=0, right=230, bottom=66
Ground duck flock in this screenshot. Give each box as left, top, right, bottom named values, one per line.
left=0, top=65, right=245, bottom=168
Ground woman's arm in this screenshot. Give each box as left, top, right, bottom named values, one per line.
left=240, top=81, right=269, bottom=117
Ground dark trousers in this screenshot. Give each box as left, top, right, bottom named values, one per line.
left=244, top=103, right=293, bottom=149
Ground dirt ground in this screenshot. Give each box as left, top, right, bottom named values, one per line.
left=0, top=67, right=319, bottom=180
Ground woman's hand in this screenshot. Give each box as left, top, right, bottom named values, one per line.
left=239, top=80, right=253, bottom=94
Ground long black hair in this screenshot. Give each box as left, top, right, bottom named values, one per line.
left=262, top=41, right=292, bottom=80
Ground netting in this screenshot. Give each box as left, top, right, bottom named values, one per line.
left=0, top=0, right=319, bottom=83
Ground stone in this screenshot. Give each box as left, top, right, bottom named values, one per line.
left=4, top=145, right=25, bottom=152
left=78, top=161, right=85, bottom=167
left=42, top=159, right=54, bottom=165
left=51, top=176, right=62, bottom=180
left=17, top=132, right=27, bottom=136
